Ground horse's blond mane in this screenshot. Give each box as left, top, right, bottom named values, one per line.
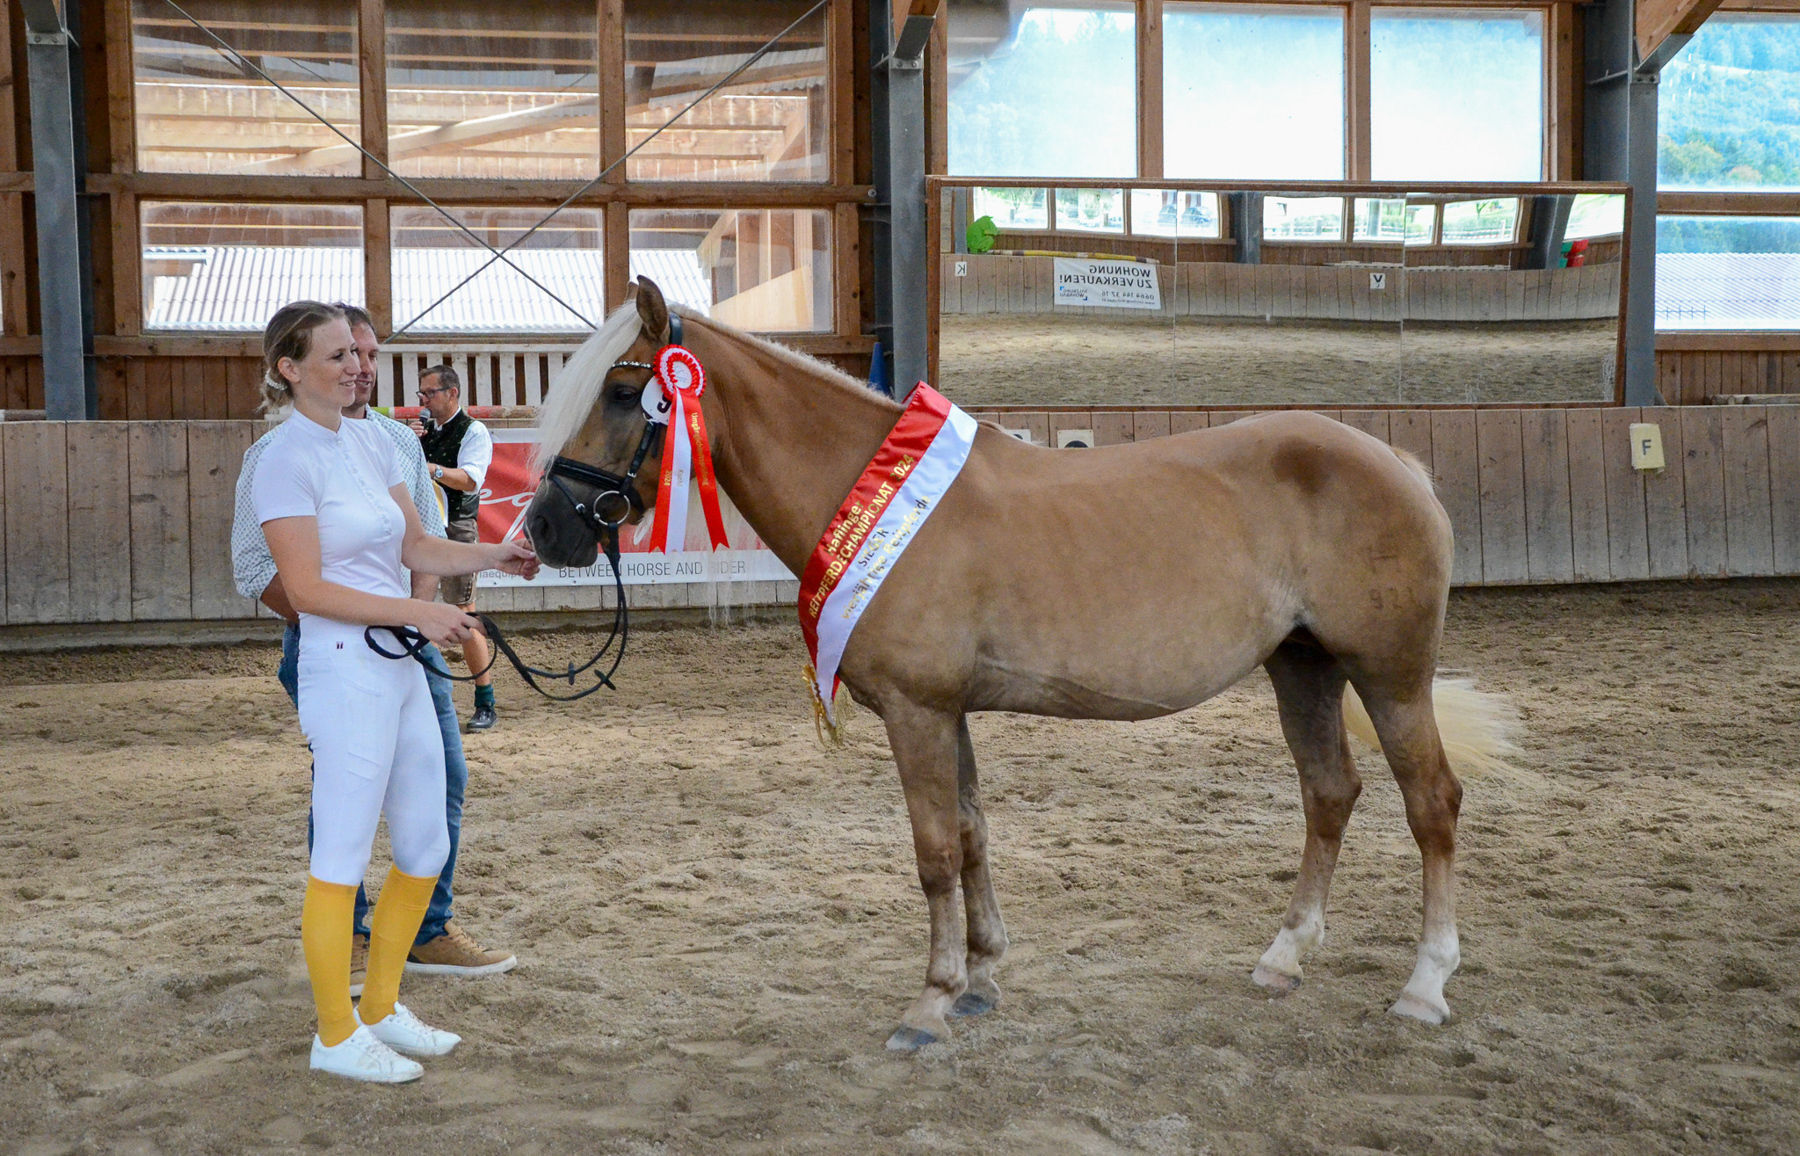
left=534, top=300, right=898, bottom=469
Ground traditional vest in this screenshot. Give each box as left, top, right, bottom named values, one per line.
left=420, top=409, right=478, bottom=521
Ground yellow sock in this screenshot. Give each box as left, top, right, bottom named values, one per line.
left=301, top=877, right=359, bottom=1047
left=359, top=866, right=437, bottom=1026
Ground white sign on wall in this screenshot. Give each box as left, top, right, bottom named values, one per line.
left=1053, top=258, right=1162, bottom=310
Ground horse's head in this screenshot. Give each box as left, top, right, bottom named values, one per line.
left=525, top=276, right=677, bottom=568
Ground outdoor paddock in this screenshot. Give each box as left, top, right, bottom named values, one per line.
left=937, top=315, right=1618, bottom=408
left=4, top=580, right=1799, bottom=1154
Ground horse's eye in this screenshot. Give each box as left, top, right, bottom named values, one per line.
left=609, top=384, right=639, bottom=405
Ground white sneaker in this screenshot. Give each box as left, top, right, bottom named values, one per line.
left=358, top=1002, right=461, bottom=1057
left=309, top=1025, right=423, bottom=1083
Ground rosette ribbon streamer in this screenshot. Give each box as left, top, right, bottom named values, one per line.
left=643, top=343, right=731, bottom=553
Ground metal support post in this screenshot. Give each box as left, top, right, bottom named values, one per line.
left=870, top=6, right=936, bottom=398
left=23, top=0, right=96, bottom=419
left=1584, top=0, right=1675, bottom=407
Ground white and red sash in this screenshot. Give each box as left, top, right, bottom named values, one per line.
left=797, top=383, right=978, bottom=727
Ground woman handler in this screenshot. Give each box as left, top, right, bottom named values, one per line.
left=252, top=301, right=538, bottom=1083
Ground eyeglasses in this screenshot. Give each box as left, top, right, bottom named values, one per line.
left=417, top=385, right=452, bottom=399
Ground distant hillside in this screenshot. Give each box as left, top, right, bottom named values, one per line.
left=1659, top=19, right=1800, bottom=191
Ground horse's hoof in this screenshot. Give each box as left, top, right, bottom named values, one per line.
left=1388, top=992, right=1450, bottom=1025
left=884, top=1026, right=940, bottom=1052
left=1252, top=964, right=1303, bottom=995
left=950, top=991, right=995, bottom=1018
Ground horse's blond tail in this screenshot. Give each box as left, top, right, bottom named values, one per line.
left=1343, top=677, right=1521, bottom=777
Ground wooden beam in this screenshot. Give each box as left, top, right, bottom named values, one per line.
left=110, top=191, right=140, bottom=336
left=365, top=197, right=390, bottom=333
left=258, top=97, right=600, bottom=173
left=1548, top=2, right=1580, bottom=180
left=892, top=0, right=943, bottom=46
left=0, top=192, right=27, bottom=337
left=601, top=0, right=626, bottom=179
left=98, top=0, right=134, bottom=172
left=1138, top=1, right=1163, bottom=180
left=359, top=0, right=387, bottom=179
left=1637, top=0, right=1726, bottom=68
left=90, top=171, right=875, bottom=206
left=604, top=201, right=630, bottom=318
left=1347, top=1, right=1372, bottom=180
left=1657, top=190, right=1800, bottom=215
left=0, top=0, right=16, bottom=173
left=832, top=0, right=855, bottom=185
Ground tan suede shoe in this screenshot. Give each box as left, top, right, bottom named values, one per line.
left=406, top=921, right=517, bottom=977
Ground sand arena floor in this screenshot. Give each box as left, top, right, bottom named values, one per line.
left=3, top=581, right=1799, bottom=1154
left=937, top=315, right=1618, bottom=408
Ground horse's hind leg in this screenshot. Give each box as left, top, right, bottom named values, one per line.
left=879, top=698, right=969, bottom=1051
left=1359, top=683, right=1463, bottom=1024
left=952, top=715, right=1008, bottom=1018
left=1254, top=642, right=1362, bottom=995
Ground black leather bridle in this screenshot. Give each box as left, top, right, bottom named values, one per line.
left=364, top=313, right=691, bottom=701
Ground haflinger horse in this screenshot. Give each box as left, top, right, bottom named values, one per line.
left=526, top=277, right=1518, bottom=1052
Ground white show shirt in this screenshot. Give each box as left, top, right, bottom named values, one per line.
left=232, top=408, right=443, bottom=603
left=453, top=412, right=494, bottom=492
left=251, top=410, right=410, bottom=616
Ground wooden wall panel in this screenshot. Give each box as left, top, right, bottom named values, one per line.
left=1768, top=405, right=1800, bottom=574
left=1564, top=409, right=1611, bottom=581
left=1389, top=410, right=1433, bottom=474
left=1430, top=410, right=1482, bottom=585
left=1642, top=410, right=1689, bottom=579
left=1720, top=406, right=1775, bottom=577
left=0, top=428, right=6, bottom=622
left=64, top=422, right=133, bottom=621
left=187, top=422, right=256, bottom=619
left=3, top=422, right=71, bottom=622
left=1476, top=410, right=1528, bottom=583
left=1600, top=408, right=1651, bottom=580
left=128, top=421, right=192, bottom=619
left=1679, top=406, right=1728, bottom=576
left=1521, top=409, right=1575, bottom=583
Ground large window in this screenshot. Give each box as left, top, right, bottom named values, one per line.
left=629, top=209, right=833, bottom=332
left=1163, top=4, right=1344, bottom=180
left=1660, top=15, right=1800, bottom=191
left=1370, top=8, right=1544, bottom=181
left=1656, top=217, right=1800, bottom=331
left=948, top=4, right=1137, bottom=178
left=623, top=0, right=831, bottom=182
left=131, top=0, right=361, bottom=176
left=385, top=1, right=600, bottom=181
left=141, top=202, right=363, bottom=331
left=390, top=207, right=604, bottom=334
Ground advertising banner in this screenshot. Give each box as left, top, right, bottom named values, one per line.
left=1052, top=257, right=1162, bottom=310
left=475, top=429, right=794, bottom=588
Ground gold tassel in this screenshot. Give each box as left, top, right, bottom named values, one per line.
left=802, top=663, right=846, bottom=748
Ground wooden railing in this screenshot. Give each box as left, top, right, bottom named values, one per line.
left=3, top=405, right=1797, bottom=629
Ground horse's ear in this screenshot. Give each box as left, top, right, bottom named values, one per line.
left=635, top=275, right=670, bottom=344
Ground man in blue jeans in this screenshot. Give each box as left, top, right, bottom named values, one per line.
left=232, top=304, right=515, bottom=992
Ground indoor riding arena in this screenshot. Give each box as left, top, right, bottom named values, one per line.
left=4, top=2, right=1800, bottom=1154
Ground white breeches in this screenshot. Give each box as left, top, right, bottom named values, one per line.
left=297, top=620, right=450, bottom=886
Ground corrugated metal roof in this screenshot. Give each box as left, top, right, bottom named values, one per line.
left=1656, top=252, right=1800, bottom=329
left=143, top=246, right=714, bottom=332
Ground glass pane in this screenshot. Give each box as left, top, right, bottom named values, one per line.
left=1659, top=16, right=1800, bottom=191
left=1567, top=193, right=1626, bottom=241
left=1406, top=204, right=1437, bottom=246
left=1055, top=189, right=1124, bottom=234
left=140, top=201, right=363, bottom=331
left=1353, top=197, right=1407, bottom=242
left=1262, top=196, right=1345, bottom=241
left=972, top=187, right=1047, bottom=232
left=623, top=1, right=829, bottom=182
left=385, top=1, right=598, bottom=181
left=948, top=4, right=1136, bottom=178
left=1371, top=9, right=1544, bottom=180
left=131, top=0, right=359, bottom=175
left=1657, top=216, right=1800, bottom=330
left=390, top=206, right=604, bottom=334
left=629, top=209, right=833, bottom=332
left=1129, top=190, right=1220, bottom=238
left=1163, top=4, right=1344, bottom=180
left=1442, top=198, right=1522, bottom=244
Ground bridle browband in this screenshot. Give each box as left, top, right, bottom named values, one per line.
left=362, top=312, right=691, bottom=701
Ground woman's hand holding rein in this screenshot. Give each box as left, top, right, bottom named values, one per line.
left=411, top=600, right=483, bottom=647
left=486, top=540, right=540, bottom=580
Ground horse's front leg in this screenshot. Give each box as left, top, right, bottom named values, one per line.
left=880, top=699, right=967, bottom=1052
left=952, top=714, right=1008, bottom=1018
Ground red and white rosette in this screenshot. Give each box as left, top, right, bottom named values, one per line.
left=645, top=343, right=730, bottom=554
